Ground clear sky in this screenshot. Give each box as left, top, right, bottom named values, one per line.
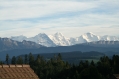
left=0, top=0, right=119, bottom=38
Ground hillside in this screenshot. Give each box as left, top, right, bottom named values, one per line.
left=0, top=41, right=119, bottom=60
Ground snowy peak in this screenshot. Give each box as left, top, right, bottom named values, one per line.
left=34, top=33, right=48, bottom=39
left=49, top=32, right=70, bottom=46
left=86, top=32, right=95, bottom=35
left=53, top=32, right=65, bottom=41
left=29, top=33, right=56, bottom=47
left=80, top=32, right=100, bottom=42
left=54, top=32, right=64, bottom=37
left=83, top=32, right=98, bottom=38
left=37, top=33, right=47, bottom=37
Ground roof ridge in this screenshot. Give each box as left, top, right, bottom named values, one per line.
left=0, top=64, right=30, bottom=68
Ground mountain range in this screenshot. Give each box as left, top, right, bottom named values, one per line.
left=10, top=32, right=119, bottom=47
left=0, top=33, right=119, bottom=60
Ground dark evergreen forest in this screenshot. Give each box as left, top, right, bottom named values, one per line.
left=0, top=52, right=119, bottom=79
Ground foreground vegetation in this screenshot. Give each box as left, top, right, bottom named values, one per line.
left=0, top=52, right=119, bottom=79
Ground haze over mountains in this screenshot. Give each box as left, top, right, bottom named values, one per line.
left=0, top=32, right=119, bottom=60
left=10, top=32, right=119, bottom=47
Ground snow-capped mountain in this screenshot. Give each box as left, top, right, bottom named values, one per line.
left=74, top=32, right=101, bottom=44
left=10, top=32, right=119, bottom=47
left=80, top=32, right=101, bottom=42
left=49, top=32, right=70, bottom=46
left=28, top=33, right=56, bottom=47
left=11, top=33, right=56, bottom=47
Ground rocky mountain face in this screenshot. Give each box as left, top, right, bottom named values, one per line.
left=28, top=33, right=56, bottom=47
left=48, top=32, right=70, bottom=46
left=0, top=38, right=43, bottom=52
left=10, top=32, right=119, bottom=47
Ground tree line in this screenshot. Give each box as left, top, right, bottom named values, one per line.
left=0, top=52, right=119, bottom=79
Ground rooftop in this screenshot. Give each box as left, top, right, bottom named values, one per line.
left=0, top=65, right=39, bottom=79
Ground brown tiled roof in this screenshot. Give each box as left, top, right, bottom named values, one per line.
left=0, top=65, right=39, bottom=79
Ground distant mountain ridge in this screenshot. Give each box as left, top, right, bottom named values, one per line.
left=0, top=40, right=119, bottom=60
left=10, top=32, right=119, bottom=47
left=0, top=37, right=43, bottom=52
left=82, top=41, right=119, bottom=48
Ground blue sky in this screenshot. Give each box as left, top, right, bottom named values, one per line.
left=0, top=0, right=119, bottom=37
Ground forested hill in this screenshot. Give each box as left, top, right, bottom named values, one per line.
left=1, top=53, right=119, bottom=79
left=0, top=41, right=119, bottom=59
